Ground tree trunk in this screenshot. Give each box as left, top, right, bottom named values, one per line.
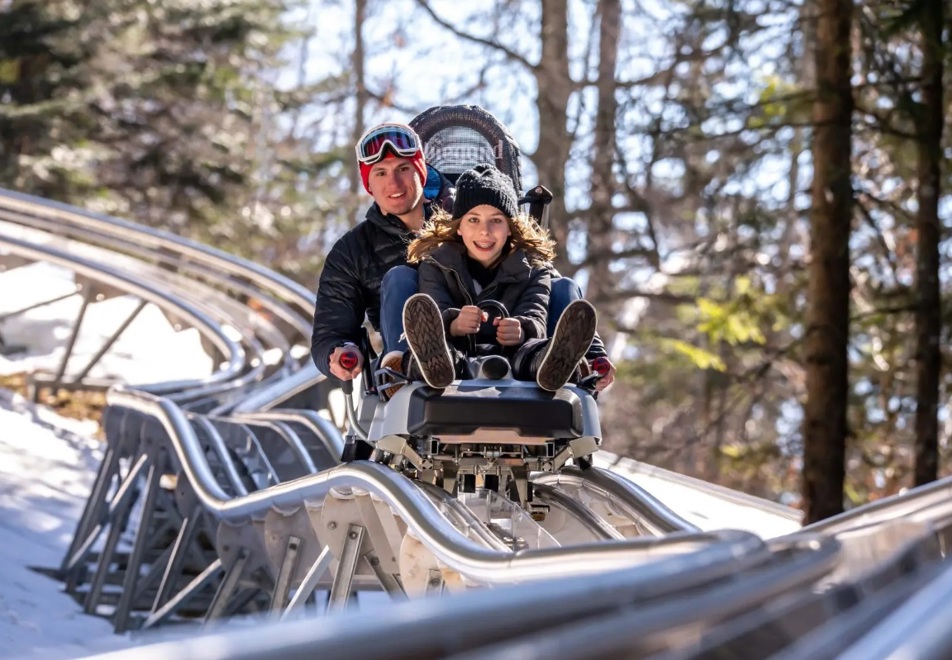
left=802, top=0, right=853, bottom=523
left=532, top=0, right=574, bottom=275
left=913, top=0, right=944, bottom=487
left=587, top=0, right=621, bottom=307
left=350, top=0, right=368, bottom=226
left=586, top=0, right=622, bottom=356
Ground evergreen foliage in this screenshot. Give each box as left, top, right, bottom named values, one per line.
left=3, top=0, right=949, bottom=515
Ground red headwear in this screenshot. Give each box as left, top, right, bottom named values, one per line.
left=359, top=149, right=427, bottom=194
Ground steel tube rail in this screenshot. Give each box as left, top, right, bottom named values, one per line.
left=836, top=560, right=952, bottom=659
left=450, top=536, right=843, bottom=660
left=190, top=417, right=250, bottom=497
left=535, top=466, right=699, bottom=535
left=749, top=538, right=946, bottom=660
left=799, top=473, right=952, bottom=536
left=0, top=196, right=313, bottom=390
left=530, top=482, right=624, bottom=541
left=0, top=188, right=314, bottom=314
left=0, top=223, right=304, bottom=408
left=81, top=533, right=789, bottom=660
left=228, top=363, right=326, bottom=414
left=1, top=221, right=281, bottom=387
left=414, top=483, right=513, bottom=552
left=0, top=207, right=312, bottom=344
left=108, top=387, right=768, bottom=584
left=229, top=410, right=345, bottom=466
left=0, top=234, right=244, bottom=386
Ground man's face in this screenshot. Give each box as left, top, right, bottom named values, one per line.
left=367, top=156, right=424, bottom=219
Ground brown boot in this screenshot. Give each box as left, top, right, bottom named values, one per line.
left=377, top=350, right=407, bottom=400
left=535, top=300, right=597, bottom=391
left=403, top=293, right=456, bottom=388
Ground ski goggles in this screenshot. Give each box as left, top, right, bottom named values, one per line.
left=355, top=123, right=422, bottom=165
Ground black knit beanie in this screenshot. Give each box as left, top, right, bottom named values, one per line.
left=452, top=164, right=519, bottom=219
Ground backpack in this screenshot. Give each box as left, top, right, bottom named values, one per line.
left=410, top=105, right=553, bottom=228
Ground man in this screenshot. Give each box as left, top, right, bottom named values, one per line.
left=310, top=122, right=428, bottom=381
left=311, top=120, right=616, bottom=391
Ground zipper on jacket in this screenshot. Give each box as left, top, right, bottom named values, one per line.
left=432, top=259, right=474, bottom=307
left=429, top=257, right=511, bottom=307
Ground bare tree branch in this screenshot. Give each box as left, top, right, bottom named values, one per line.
left=574, top=244, right=657, bottom=268
left=413, top=0, right=536, bottom=71
left=597, top=289, right=697, bottom=305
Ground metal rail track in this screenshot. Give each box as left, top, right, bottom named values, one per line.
left=1, top=187, right=950, bottom=659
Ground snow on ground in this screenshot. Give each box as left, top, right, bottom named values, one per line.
left=0, top=262, right=218, bottom=658
left=0, top=262, right=212, bottom=383
left=0, top=390, right=135, bottom=658
left=0, top=259, right=802, bottom=658
left=0, top=392, right=243, bottom=659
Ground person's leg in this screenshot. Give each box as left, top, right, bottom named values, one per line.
left=534, top=299, right=597, bottom=391
left=403, top=293, right=455, bottom=388
left=380, top=265, right=419, bottom=353
left=511, top=338, right=547, bottom=381
left=548, top=276, right=583, bottom=337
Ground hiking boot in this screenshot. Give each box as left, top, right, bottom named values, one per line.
left=535, top=299, right=597, bottom=391
left=377, top=350, right=407, bottom=400
left=403, top=293, right=456, bottom=388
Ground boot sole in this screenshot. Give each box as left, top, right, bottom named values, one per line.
left=536, top=300, right=597, bottom=391
left=403, top=294, right=455, bottom=388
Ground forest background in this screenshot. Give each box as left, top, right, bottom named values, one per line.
left=1, top=0, right=948, bottom=522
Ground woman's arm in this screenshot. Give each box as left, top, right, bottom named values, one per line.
left=510, top=267, right=551, bottom=341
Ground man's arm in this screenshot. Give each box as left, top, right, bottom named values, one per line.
left=311, top=240, right=366, bottom=377
left=586, top=331, right=608, bottom=359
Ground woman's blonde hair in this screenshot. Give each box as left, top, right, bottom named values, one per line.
left=407, top=208, right=556, bottom=266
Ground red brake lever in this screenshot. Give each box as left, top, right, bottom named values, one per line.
left=340, top=350, right=360, bottom=370
left=592, top=357, right=611, bottom=376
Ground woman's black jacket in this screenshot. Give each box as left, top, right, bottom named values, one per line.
left=417, top=242, right=552, bottom=353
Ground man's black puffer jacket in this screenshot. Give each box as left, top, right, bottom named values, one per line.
left=310, top=204, right=418, bottom=377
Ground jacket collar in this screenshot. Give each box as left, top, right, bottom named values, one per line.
left=366, top=201, right=433, bottom=238
left=428, top=242, right=532, bottom=285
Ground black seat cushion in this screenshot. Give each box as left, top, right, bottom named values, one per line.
left=405, top=382, right=583, bottom=438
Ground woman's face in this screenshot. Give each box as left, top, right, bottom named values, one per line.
left=456, top=204, right=511, bottom=267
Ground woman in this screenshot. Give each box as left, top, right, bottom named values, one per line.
left=380, top=164, right=608, bottom=393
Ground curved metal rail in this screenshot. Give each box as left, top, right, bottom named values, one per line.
left=0, top=188, right=317, bottom=411
left=110, top=388, right=759, bottom=582
left=535, top=466, right=700, bottom=535
left=0, top=233, right=245, bottom=389
left=3, top=187, right=952, bottom=657
left=0, top=187, right=314, bottom=323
